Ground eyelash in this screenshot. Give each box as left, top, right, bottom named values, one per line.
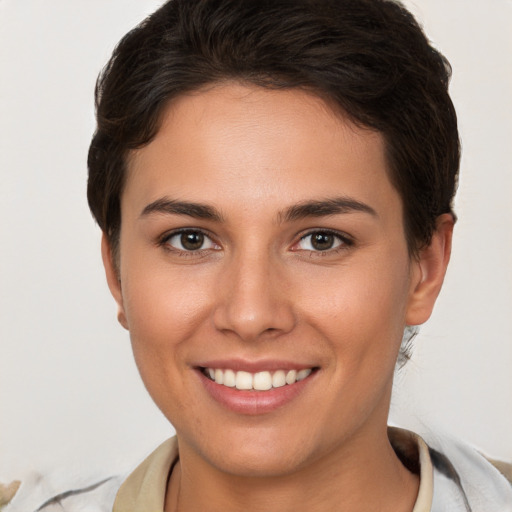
left=158, top=229, right=219, bottom=257
left=158, top=228, right=354, bottom=257
left=294, top=229, right=354, bottom=256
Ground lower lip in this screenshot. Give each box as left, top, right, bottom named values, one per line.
left=197, top=370, right=316, bottom=415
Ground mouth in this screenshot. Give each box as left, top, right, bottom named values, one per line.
left=201, top=367, right=315, bottom=391
left=195, top=360, right=319, bottom=414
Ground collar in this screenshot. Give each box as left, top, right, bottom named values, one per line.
left=113, top=428, right=433, bottom=512
left=113, top=438, right=178, bottom=512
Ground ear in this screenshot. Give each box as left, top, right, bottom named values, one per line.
left=405, top=213, right=454, bottom=326
left=101, top=233, right=129, bottom=330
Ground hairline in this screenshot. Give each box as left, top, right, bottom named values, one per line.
left=107, top=79, right=422, bottom=269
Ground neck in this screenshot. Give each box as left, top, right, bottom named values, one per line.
left=165, top=425, right=419, bottom=512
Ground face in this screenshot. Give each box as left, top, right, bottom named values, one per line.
left=104, top=83, right=448, bottom=478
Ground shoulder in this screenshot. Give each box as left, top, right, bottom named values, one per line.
left=423, top=432, right=512, bottom=511
left=6, top=438, right=178, bottom=512
left=34, top=476, right=124, bottom=512
left=485, top=456, right=512, bottom=484
left=5, top=472, right=124, bottom=512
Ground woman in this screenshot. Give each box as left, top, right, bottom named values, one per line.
left=8, top=0, right=512, bottom=510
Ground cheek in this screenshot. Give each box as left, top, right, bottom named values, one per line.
left=301, top=252, right=411, bottom=368
left=120, top=267, right=216, bottom=421
left=120, top=258, right=215, bottom=373
left=122, top=248, right=212, bottom=328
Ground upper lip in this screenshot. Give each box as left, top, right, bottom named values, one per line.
left=194, top=358, right=317, bottom=373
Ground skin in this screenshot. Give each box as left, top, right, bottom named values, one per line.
left=103, top=83, right=453, bottom=512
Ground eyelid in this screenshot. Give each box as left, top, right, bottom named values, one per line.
left=292, top=228, right=354, bottom=252
left=157, top=227, right=353, bottom=255
left=159, top=228, right=220, bottom=253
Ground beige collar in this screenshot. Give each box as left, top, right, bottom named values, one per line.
left=114, top=428, right=433, bottom=512
left=389, top=427, right=433, bottom=512
left=114, top=438, right=178, bottom=512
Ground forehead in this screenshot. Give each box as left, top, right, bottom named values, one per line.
left=124, top=83, right=401, bottom=222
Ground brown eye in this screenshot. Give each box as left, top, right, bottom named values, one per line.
left=311, top=232, right=335, bottom=250
left=296, top=231, right=346, bottom=252
left=181, top=232, right=204, bottom=250
left=165, top=230, right=217, bottom=252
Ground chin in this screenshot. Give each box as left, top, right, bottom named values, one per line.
left=182, top=424, right=319, bottom=478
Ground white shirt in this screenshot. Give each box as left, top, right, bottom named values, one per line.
left=6, top=428, right=512, bottom=511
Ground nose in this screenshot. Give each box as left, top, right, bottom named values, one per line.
left=212, top=251, right=296, bottom=342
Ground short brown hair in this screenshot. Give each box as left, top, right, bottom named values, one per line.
left=88, top=0, right=460, bottom=257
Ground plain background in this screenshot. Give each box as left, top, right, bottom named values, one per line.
left=1, top=0, right=511, bottom=485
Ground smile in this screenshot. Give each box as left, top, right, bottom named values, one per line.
left=202, top=368, right=313, bottom=390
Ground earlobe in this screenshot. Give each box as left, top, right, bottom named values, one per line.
left=101, top=234, right=129, bottom=330
left=405, top=213, right=454, bottom=326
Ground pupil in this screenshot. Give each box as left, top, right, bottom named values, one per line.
left=312, top=232, right=334, bottom=250
left=181, top=232, right=204, bottom=250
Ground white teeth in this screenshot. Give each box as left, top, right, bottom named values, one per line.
left=297, top=369, right=312, bottom=381
left=235, top=371, right=253, bottom=390
left=223, top=369, right=236, bottom=388
left=205, top=367, right=313, bottom=390
left=285, top=369, right=297, bottom=385
left=272, top=370, right=286, bottom=388
left=214, top=368, right=224, bottom=385
left=253, top=371, right=272, bottom=391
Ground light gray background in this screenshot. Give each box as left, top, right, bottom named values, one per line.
left=1, top=0, right=511, bottom=483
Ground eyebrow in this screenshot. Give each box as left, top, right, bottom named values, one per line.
left=140, top=198, right=224, bottom=222
left=279, top=197, right=377, bottom=223
left=140, top=196, right=377, bottom=223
